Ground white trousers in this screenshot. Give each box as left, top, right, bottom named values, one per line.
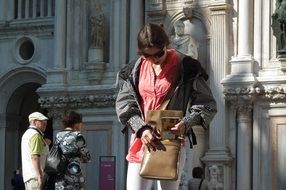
left=126, top=147, right=186, bottom=190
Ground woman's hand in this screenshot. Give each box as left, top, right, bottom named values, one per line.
left=140, top=129, right=160, bottom=151
left=170, top=120, right=185, bottom=139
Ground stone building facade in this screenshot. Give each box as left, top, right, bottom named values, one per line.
left=0, top=0, right=285, bottom=190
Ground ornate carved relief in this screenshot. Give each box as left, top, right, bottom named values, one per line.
left=224, top=85, right=286, bottom=104
left=38, top=92, right=115, bottom=109
left=208, top=165, right=224, bottom=190
left=263, top=86, right=286, bottom=100
left=223, top=86, right=258, bottom=112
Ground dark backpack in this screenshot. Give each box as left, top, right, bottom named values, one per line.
left=44, top=132, right=70, bottom=175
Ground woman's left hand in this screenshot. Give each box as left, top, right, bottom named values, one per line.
left=170, top=120, right=185, bottom=139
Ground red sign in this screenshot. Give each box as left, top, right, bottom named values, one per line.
left=99, top=156, right=115, bottom=190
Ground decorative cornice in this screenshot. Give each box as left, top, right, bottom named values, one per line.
left=0, top=19, right=54, bottom=37
left=263, top=86, right=286, bottom=100
left=224, top=86, right=258, bottom=100
left=224, top=85, right=286, bottom=106
left=38, top=93, right=116, bottom=109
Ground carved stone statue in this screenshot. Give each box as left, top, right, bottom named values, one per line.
left=209, top=165, right=223, bottom=190
left=86, top=1, right=106, bottom=84
left=90, top=3, right=104, bottom=48
left=272, top=0, right=286, bottom=57
left=170, top=20, right=198, bottom=59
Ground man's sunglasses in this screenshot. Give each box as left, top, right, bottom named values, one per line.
left=141, top=48, right=165, bottom=59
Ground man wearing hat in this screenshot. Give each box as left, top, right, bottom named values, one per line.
left=21, top=112, right=49, bottom=190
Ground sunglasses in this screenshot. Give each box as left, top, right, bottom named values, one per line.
left=141, top=48, right=165, bottom=59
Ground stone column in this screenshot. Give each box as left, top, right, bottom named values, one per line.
left=0, top=0, right=6, bottom=21
left=229, top=0, right=254, bottom=75
left=223, top=87, right=258, bottom=190
left=0, top=114, right=5, bottom=190
left=7, top=0, right=15, bottom=20
left=129, top=0, right=144, bottom=60
left=207, top=3, right=231, bottom=150
left=238, top=0, right=251, bottom=56
left=54, top=0, right=67, bottom=69
left=202, top=3, right=233, bottom=190
left=236, top=104, right=252, bottom=190
left=0, top=0, right=15, bottom=21
left=43, top=0, right=67, bottom=85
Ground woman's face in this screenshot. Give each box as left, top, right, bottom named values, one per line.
left=141, top=46, right=167, bottom=64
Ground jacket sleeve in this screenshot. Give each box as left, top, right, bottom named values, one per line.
left=183, top=76, right=217, bottom=131
left=115, top=78, right=147, bottom=135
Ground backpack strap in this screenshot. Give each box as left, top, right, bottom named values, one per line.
left=198, top=178, right=204, bottom=190
left=29, top=127, right=44, bottom=137
left=186, top=128, right=197, bottom=148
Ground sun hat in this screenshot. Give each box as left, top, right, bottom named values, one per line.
left=28, top=112, right=48, bottom=122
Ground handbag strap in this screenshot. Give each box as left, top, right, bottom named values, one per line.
left=198, top=178, right=204, bottom=190
left=157, top=86, right=176, bottom=110
left=157, top=56, right=182, bottom=111
left=55, top=131, right=72, bottom=161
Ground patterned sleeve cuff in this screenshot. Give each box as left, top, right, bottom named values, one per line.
left=126, top=115, right=146, bottom=133
left=182, top=112, right=202, bottom=134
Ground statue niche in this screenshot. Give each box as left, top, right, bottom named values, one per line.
left=170, top=19, right=199, bottom=59
left=90, top=5, right=104, bottom=48
left=85, top=1, right=106, bottom=84
left=88, top=2, right=105, bottom=62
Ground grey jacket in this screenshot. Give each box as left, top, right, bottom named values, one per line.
left=116, top=52, right=217, bottom=139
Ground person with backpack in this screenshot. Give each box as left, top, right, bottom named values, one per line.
left=54, top=110, right=91, bottom=190
left=188, top=167, right=212, bottom=190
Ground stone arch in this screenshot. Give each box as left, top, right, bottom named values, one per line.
left=0, top=66, right=47, bottom=189
left=165, top=9, right=210, bottom=36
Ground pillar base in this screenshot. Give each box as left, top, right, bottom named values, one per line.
left=229, top=55, right=254, bottom=75
left=201, top=148, right=233, bottom=190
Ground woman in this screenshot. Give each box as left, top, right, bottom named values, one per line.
left=55, top=111, right=91, bottom=190
left=116, top=23, right=217, bottom=190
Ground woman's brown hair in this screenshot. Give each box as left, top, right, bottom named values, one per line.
left=137, top=23, right=170, bottom=54
left=62, top=110, right=82, bottom=129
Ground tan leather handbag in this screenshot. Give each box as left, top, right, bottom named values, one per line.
left=139, top=110, right=183, bottom=180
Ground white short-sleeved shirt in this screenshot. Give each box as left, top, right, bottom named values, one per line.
left=21, top=126, right=49, bottom=182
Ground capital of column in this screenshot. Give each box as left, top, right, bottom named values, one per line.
left=223, top=86, right=260, bottom=110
